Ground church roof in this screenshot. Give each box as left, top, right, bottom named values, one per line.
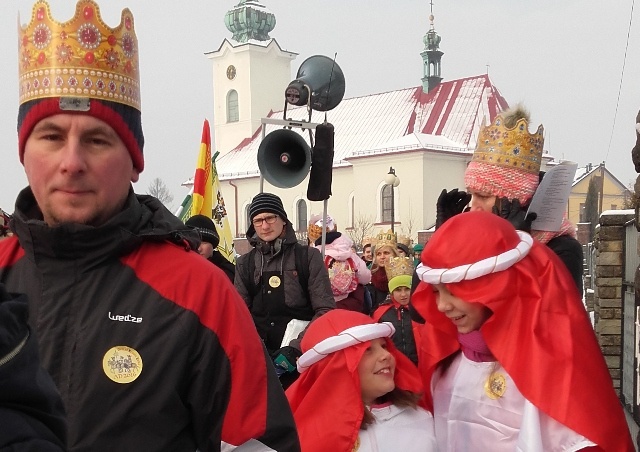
left=216, top=73, right=509, bottom=180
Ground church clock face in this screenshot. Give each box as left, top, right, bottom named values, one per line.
left=226, top=65, right=236, bottom=80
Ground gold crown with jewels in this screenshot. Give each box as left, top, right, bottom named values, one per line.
left=472, top=113, right=544, bottom=175
left=18, top=0, right=140, bottom=110
left=375, top=229, right=397, bottom=250
left=385, top=256, right=413, bottom=280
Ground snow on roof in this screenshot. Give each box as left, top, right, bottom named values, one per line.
left=572, top=164, right=629, bottom=190
left=216, top=74, right=509, bottom=179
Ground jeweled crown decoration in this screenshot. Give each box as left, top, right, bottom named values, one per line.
left=375, top=229, right=397, bottom=250
left=472, top=115, right=544, bottom=175
left=385, top=256, right=414, bottom=280
left=19, top=0, right=140, bottom=110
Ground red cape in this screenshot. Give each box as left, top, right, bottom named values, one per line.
left=412, top=211, right=633, bottom=452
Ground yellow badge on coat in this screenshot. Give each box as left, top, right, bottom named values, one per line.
left=484, top=372, right=507, bottom=399
left=268, top=275, right=281, bottom=288
left=103, top=346, right=143, bottom=384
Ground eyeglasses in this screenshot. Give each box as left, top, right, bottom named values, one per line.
left=252, top=214, right=279, bottom=227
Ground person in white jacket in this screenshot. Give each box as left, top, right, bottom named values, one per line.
left=309, top=215, right=371, bottom=312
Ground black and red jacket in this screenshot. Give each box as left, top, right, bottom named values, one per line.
left=0, top=188, right=300, bottom=452
left=372, top=299, right=422, bottom=366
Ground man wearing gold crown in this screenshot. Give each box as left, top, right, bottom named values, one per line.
left=436, top=105, right=583, bottom=294
left=0, top=2, right=300, bottom=451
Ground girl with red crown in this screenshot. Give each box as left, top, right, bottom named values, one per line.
left=412, top=211, right=633, bottom=451
left=286, top=309, right=436, bottom=451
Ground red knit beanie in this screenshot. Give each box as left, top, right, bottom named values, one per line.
left=17, top=97, right=144, bottom=172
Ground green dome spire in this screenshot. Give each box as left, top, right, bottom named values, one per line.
left=423, top=13, right=441, bottom=51
left=224, top=1, right=276, bottom=43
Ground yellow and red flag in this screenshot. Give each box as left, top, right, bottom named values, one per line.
left=178, top=119, right=236, bottom=263
left=189, top=119, right=213, bottom=218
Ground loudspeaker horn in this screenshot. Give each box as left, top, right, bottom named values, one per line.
left=285, top=55, right=345, bottom=112
left=257, top=128, right=312, bottom=188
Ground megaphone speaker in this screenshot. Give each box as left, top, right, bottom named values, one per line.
left=285, top=55, right=346, bottom=112
left=258, top=129, right=312, bottom=188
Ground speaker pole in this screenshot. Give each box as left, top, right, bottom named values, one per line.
left=259, top=124, right=267, bottom=193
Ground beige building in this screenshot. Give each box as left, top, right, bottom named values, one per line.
left=568, top=163, right=631, bottom=226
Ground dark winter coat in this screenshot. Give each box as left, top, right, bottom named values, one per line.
left=547, top=234, right=584, bottom=294
left=0, top=283, right=66, bottom=451
left=0, top=187, right=299, bottom=452
left=234, top=223, right=335, bottom=354
left=208, top=250, right=236, bottom=282
left=373, top=301, right=421, bottom=365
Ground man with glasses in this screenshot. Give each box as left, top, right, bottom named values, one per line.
left=235, top=192, right=335, bottom=388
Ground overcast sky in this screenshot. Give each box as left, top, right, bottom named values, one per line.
left=1, top=0, right=639, bottom=212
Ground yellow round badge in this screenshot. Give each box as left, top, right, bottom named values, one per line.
left=268, top=275, right=281, bottom=288
left=103, top=346, right=143, bottom=384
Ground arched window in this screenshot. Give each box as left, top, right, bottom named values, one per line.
left=296, top=199, right=308, bottom=232
left=381, top=185, right=393, bottom=223
left=227, top=90, right=239, bottom=123
left=349, top=193, right=355, bottom=228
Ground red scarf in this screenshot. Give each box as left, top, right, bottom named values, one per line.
left=370, top=267, right=390, bottom=293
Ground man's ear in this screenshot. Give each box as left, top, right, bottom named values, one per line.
left=131, top=168, right=140, bottom=183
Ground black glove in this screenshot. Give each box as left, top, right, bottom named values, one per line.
left=498, top=198, right=537, bottom=233
left=436, top=189, right=472, bottom=229
left=272, top=346, right=302, bottom=376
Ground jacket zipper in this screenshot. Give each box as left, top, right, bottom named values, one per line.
left=0, top=331, right=29, bottom=367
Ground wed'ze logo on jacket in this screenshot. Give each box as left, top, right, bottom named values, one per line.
left=108, top=311, right=142, bottom=323
left=102, top=346, right=143, bottom=384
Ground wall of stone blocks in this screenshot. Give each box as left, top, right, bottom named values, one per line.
left=593, top=211, right=634, bottom=394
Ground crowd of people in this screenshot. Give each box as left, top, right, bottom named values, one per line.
left=0, top=0, right=635, bottom=451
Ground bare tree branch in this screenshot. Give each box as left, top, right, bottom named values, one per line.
left=348, top=214, right=375, bottom=252
left=147, top=177, right=174, bottom=209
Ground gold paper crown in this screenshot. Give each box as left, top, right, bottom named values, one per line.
left=307, top=223, right=323, bottom=243
left=375, top=229, right=397, bottom=250
left=307, top=214, right=336, bottom=243
left=471, top=113, right=544, bottom=175
left=19, top=0, right=141, bottom=110
left=397, top=234, right=411, bottom=247
left=385, top=256, right=413, bottom=280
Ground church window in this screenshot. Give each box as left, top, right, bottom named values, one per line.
left=296, top=199, right=308, bottom=232
left=227, top=90, right=239, bottom=123
left=381, top=185, right=393, bottom=223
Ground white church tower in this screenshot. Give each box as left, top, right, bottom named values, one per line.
left=205, top=1, right=297, bottom=154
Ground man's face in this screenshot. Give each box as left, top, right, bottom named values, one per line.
left=252, top=213, right=286, bottom=242
left=23, top=114, right=139, bottom=227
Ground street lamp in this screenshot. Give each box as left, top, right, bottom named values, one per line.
left=384, top=167, right=400, bottom=233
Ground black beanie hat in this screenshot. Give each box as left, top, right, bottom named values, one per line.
left=249, top=193, right=288, bottom=223
left=185, top=215, right=220, bottom=249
